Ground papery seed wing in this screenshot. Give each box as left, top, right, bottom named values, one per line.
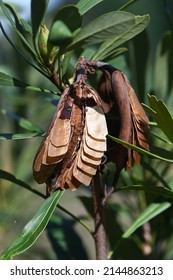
left=65, top=105, right=108, bottom=190
left=33, top=87, right=72, bottom=184
left=123, top=74, right=149, bottom=152
left=47, top=118, right=71, bottom=163
left=86, top=105, right=108, bottom=142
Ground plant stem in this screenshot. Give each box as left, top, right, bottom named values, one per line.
left=92, top=170, right=107, bottom=260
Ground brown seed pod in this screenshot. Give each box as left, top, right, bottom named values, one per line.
left=33, top=68, right=108, bottom=192
left=96, top=62, right=149, bottom=186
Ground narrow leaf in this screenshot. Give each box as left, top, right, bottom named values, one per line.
left=0, top=170, right=92, bottom=234
left=144, top=95, right=173, bottom=143
left=0, top=23, right=47, bottom=76
left=110, top=201, right=171, bottom=259
left=93, top=13, right=150, bottom=60
left=0, top=132, right=44, bottom=140
left=0, top=169, right=32, bottom=190
left=97, top=47, right=127, bottom=61
left=20, top=18, right=33, bottom=34
left=0, top=190, right=64, bottom=260
left=0, top=72, right=59, bottom=94
left=154, top=32, right=173, bottom=99
left=142, top=161, right=170, bottom=189
left=117, top=184, right=173, bottom=200
left=31, top=0, right=49, bottom=47
left=76, top=0, right=103, bottom=15
left=123, top=202, right=171, bottom=239
left=108, top=135, right=173, bottom=163
left=1, top=109, right=43, bottom=133
left=0, top=169, right=44, bottom=198
left=68, top=11, right=150, bottom=53
left=0, top=71, right=29, bottom=87
left=4, top=3, right=32, bottom=35
left=151, top=131, right=172, bottom=144
left=0, top=1, right=37, bottom=58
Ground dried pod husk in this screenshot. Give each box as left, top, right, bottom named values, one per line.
left=123, top=73, right=149, bottom=168
left=97, top=65, right=149, bottom=177
left=33, top=79, right=108, bottom=192
left=97, top=69, right=115, bottom=113
left=33, top=87, right=71, bottom=184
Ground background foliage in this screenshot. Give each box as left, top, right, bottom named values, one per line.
left=0, top=0, right=173, bottom=260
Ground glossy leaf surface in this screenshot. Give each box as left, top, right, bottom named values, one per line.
left=0, top=190, right=64, bottom=260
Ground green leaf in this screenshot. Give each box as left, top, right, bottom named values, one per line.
left=123, top=202, right=171, bottom=238
left=117, top=184, right=173, bottom=200
left=1, top=109, right=43, bottom=133
left=96, top=47, right=128, bottom=61
left=141, top=161, right=170, bottom=189
left=20, top=18, right=33, bottom=34
left=50, top=20, right=72, bottom=44
left=0, top=170, right=92, bottom=235
left=144, top=95, right=173, bottom=143
left=151, top=131, right=171, bottom=144
left=0, top=71, right=29, bottom=87
left=76, top=0, right=103, bottom=15
left=4, top=3, right=32, bottom=35
left=0, top=190, right=64, bottom=260
left=0, top=169, right=44, bottom=198
left=68, top=11, right=150, bottom=55
left=154, top=32, right=173, bottom=101
left=110, top=201, right=171, bottom=259
left=93, top=13, right=150, bottom=60
left=0, top=1, right=37, bottom=59
left=0, top=169, right=33, bottom=190
left=0, top=72, right=59, bottom=94
left=49, top=5, right=82, bottom=48
left=0, top=23, right=47, bottom=76
left=0, top=169, right=92, bottom=237
left=107, top=134, right=173, bottom=163
left=0, top=132, right=44, bottom=140
left=31, top=0, right=50, bottom=48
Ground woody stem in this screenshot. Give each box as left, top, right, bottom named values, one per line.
left=92, top=170, right=107, bottom=260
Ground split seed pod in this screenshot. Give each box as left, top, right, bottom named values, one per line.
left=97, top=63, right=149, bottom=182
left=33, top=67, right=108, bottom=192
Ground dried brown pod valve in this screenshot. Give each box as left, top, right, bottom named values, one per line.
left=33, top=58, right=108, bottom=193
left=93, top=61, right=149, bottom=188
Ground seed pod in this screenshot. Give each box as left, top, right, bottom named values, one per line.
left=33, top=69, right=108, bottom=192
left=96, top=63, right=149, bottom=183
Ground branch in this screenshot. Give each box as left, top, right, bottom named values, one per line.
left=92, top=170, right=107, bottom=260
